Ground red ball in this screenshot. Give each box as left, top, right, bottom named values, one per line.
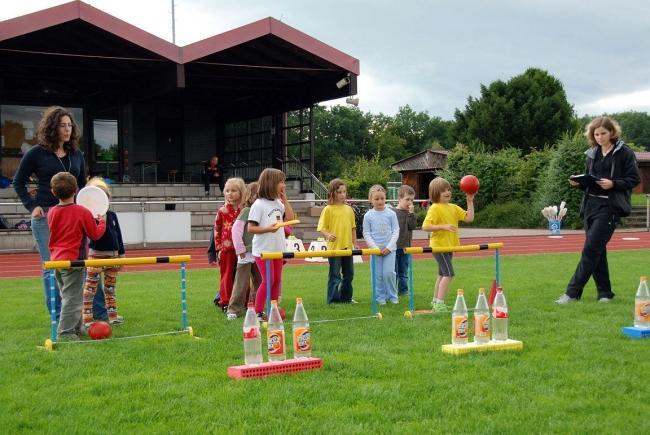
left=459, top=175, right=480, bottom=194
left=88, top=321, right=112, bottom=340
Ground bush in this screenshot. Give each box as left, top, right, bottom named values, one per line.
left=342, top=154, right=392, bottom=198
left=472, top=201, right=536, bottom=228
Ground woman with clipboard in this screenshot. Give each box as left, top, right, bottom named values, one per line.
left=556, top=116, right=640, bottom=304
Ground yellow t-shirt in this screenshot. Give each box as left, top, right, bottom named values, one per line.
left=317, top=204, right=356, bottom=250
left=422, top=203, right=467, bottom=248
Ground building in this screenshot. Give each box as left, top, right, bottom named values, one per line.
left=391, top=149, right=448, bottom=199
left=0, top=1, right=359, bottom=188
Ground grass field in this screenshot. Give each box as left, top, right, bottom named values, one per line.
left=2, top=250, right=650, bottom=433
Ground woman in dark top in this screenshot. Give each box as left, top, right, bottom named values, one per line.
left=12, top=106, right=105, bottom=317
left=556, top=116, right=640, bottom=304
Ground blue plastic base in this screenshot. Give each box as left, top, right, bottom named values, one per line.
left=622, top=326, right=650, bottom=339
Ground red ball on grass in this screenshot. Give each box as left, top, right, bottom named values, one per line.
left=459, top=175, right=480, bottom=195
left=88, top=321, right=112, bottom=340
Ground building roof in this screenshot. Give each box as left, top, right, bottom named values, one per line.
left=391, top=149, right=449, bottom=172
left=635, top=152, right=650, bottom=163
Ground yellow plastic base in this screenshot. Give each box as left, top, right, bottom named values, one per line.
left=186, top=326, right=194, bottom=337
left=377, top=312, right=383, bottom=321
left=44, top=339, right=54, bottom=351
left=441, top=339, right=523, bottom=355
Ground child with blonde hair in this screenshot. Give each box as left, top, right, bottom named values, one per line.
left=211, top=177, right=245, bottom=312
left=248, top=168, right=295, bottom=318
left=317, top=178, right=357, bottom=304
left=227, top=182, right=263, bottom=319
left=82, top=177, right=125, bottom=327
left=363, top=184, right=400, bottom=305
left=422, top=177, right=474, bottom=312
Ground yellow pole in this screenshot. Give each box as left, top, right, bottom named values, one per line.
left=44, top=255, right=192, bottom=269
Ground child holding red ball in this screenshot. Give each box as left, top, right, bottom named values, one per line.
left=422, top=177, right=475, bottom=312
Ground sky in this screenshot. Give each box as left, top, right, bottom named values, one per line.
left=2, top=0, right=650, bottom=119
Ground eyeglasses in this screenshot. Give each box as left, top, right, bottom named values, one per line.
left=58, top=123, right=73, bottom=128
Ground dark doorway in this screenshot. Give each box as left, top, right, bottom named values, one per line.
left=156, top=117, right=183, bottom=183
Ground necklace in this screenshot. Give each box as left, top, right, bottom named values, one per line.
left=56, top=153, right=70, bottom=173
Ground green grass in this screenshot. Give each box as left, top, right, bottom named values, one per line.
left=2, top=251, right=650, bottom=433
left=632, top=193, right=648, bottom=206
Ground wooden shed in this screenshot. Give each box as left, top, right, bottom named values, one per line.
left=634, top=152, right=650, bottom=193
left=391, top=149, right=448, bottom=199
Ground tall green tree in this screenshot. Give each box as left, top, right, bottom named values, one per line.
left=453, top=68, right=575, bottom=152
left=612, top=111, right=650, bottom=150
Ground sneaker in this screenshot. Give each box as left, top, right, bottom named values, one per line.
left=555, top=294, right=577, bottom=304
left=390, top=299, right=399, bottom=304
left=109, top=315, right=124, bottom=325
left=398, top=291, right=409, bottom=297
left=256, top=312, right=266, bottom=321
left=226, top=312, right=238, bottom=320
left=598, top=297, right=613, bottom=303
left=57, top=333, right=80, bottom=342
left=377, top=300, right=387, bottom=306
left=432, top=302, right=449, bottom=313
left=350, top=299, right=358, bottom=304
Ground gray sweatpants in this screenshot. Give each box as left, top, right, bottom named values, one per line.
left=55, top=267, right=85, bottom=338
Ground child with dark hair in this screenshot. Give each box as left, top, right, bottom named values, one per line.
left=47, top=172, right=106, bottom=340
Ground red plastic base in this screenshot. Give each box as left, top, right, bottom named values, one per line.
left=227, top=357, right=322, bottom=379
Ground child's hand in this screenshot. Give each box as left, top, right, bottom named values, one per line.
left=380, top=247, right=391, bottom=256
left=441, top=224, right=456, bottom=232
left=465, top=193, right=475, bottom=202
left=238, top=253, right=246, bottom=259
left=408, top=204, right=414, bottom=213
left=327, top=233, right=337, bottom=242
left=97, top=214, right=106, bottom=221
left=568, top=178, right=579, bottom=187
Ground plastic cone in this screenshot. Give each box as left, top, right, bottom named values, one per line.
left=488, top=279, right=498, bottom=305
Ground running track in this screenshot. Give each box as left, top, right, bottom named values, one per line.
left=1, top=231, right=648, bottom=279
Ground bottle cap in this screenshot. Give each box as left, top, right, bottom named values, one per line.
left=271, top=300, right=277, bottom=305
left=641, top=276, right=648, bottom=281
left=478, top=288, right=485, bottom=294
left=497, top=287, right=503, bottom=292
left=457, top=289, right=464, bottom=295
left=296, top=297, right=303, bottom=304
left=247, top=302, right=254, bottom=308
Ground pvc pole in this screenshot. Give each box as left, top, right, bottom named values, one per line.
left=408, top=253, right=414, bottom=312
left=371, top=255, right=377, bottom=315
left=495, top=248, right=501, bottom=286
left=266, top=259, right=272, bottom=315
left=180, top=262, right=187, bottom=330
left=49, top=270, right=57, bottom=342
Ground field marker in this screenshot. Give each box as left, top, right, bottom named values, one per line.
left=441, top=339, right=523, bottom=355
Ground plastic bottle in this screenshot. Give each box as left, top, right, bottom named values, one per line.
left=634, top=276, right=650, bottom=328
left=474, top=288, right=491, bottom=344
left=267, top=300, right=286, bottom=361
left=451, top=289, right=468, bottom=345
left=243, top=302, right=263, bottom=365
left=492, top=287, right=508, bottom=341
left=292, top=297, right=311, bottom=358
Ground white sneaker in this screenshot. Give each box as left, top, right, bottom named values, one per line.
left=598, top=297, right=613, bottom=303
left=555, top=294, right=577, bottom=304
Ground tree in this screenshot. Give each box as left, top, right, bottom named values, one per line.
left=453, top=68, right=575, bottom=153
left=612, top=111, right=650, bottom=150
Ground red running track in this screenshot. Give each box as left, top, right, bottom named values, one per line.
left=1, top=231, right=648, bottom=279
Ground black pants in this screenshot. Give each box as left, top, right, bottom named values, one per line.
left=204, top=174, right=224, bottom=193
left=566, top=197, right=616, bottom=300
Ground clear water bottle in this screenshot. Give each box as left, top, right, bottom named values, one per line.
left=243, top=302, right=263, bottom=365
left=634, top=276, right=650, bottom=328
left=267, top=300, right=286, bottom=361
left=492, top=287, right=508, bottom=341
left=474, top=288, right=491, bottom=344
left=451, top=289, right=468, bottom=345
left=293, top=297, right=311, bottom=358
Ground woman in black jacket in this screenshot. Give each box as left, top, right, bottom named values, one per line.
left=556, top=116, right=640, bottom=304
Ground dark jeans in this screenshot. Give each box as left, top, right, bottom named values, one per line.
left=566, top=198, right=617, bottom=300
left=204, top=174, right=224, bottom=193
left=395, top=249, right=409, bottom=295
left=327, top=256, right=354, bottom=303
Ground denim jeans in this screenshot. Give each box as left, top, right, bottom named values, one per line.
left=31, top=215, right=107, bottom=319
left=327, top=256, right=354, bottom=303
left=395, top=249, right=410, bottom=295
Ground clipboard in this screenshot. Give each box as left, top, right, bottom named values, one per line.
left=570, top=173, right=601, bottom=188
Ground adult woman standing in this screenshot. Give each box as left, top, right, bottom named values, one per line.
left=12, top=106, right=104, bottom=317
left=556, top=116, right=640, bottom=304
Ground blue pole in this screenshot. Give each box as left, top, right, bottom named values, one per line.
left=408, top=254, right=414, bottom=312
left=49, top=270, right=57, bottom=342
left=370, top=255, right=376, bottom=314
left=181, top=262, right=187, bottom=330
left=266, top=259, right=272, bottom=315
left=495, top=249, right=500, bottom=286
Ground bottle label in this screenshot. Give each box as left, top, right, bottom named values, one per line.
left=267, top=329, right=285, bottom=355
left=474, top=314, right=490, bottom=337
left=293, top=327, right=311, bottom=352
left=493, top=307, right=508, bottom=319
left=243, top=327, right=259, bottom=339
left=453, top=315, right=468, bottom=339
left=636, top=301, right=650, bottom=321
